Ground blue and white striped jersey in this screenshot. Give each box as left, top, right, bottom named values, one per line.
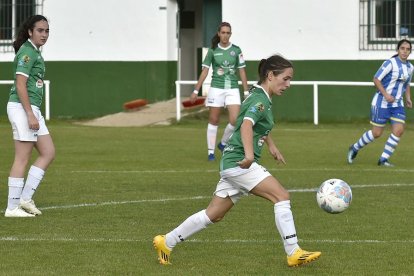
left=371, top=56, right=413, bottom=108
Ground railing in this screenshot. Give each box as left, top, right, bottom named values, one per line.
left=175, top=80, right=378, bottom=125
left=0, top=80, right=51, bottom=120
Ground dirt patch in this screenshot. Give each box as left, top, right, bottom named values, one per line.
left=76, top=98, right=180, bottom=127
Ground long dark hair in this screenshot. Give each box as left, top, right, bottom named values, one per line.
left=13, top=15, right=48, bottom=53
left=211, top=22, right=231, bottom=49
left=392, top=39, right=412, bottom=58
left=257, top=55, right=293, bottom=85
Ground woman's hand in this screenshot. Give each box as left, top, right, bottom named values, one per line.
left=27, top=112, right=39, bottom=131
left=406, top=98, right=412, bottom=108
left=189, top=91, right=198, bottom=104
left=269, top=146, right=286, bottom=165
left=237, top=157, right=254, bottom=169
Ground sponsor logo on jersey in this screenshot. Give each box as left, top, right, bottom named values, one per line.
left=217, top=68, right=224, bottom=76
left=239, top=53, right=245, bottom=63
left=36, top=79, right=44, bottom=88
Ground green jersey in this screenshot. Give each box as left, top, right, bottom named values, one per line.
left=202, top=43, right=246, bottom=89
left=9, top=40, right=46, bottom=107
left=220, top=85, right=274, bottom=171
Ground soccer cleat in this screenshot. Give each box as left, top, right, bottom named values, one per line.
left=5, top=207, right=35, bottom=217
left=19, top=198, right=42, bottom=215
left=208, top=153, right=215, bottom=161
left=287, top=248, right=321, bottom=267
left=153, top=235, right=172, bottom=265
left=378, top=159, right=394, bottom=167
left=217, top=142, right=226, bottom=153
left=347, top=146, right=358, bottom=164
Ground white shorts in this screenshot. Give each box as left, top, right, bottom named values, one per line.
left=206, top=87, right=241, bottom=107
left=214, top=163, right=272, bottom=204
left=7, top=102, right=49, bottom=142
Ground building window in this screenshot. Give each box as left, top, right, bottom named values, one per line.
left=360, top=0, right=414, bottom=50
left=0, top=0, right=43, bottom=53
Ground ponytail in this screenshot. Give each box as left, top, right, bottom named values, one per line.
left=257, top=55, right=293, bottom=84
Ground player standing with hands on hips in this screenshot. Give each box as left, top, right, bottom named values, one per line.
left=190, top=22, right=249, bottom=161
left=154, top=54, right=321, bottom=267
left=5, top=15, right=55, bottom=217
left=347, top=39, right=413, bottom=166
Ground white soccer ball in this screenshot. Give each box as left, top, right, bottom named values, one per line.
left=316, top=179, right=352, bottom=214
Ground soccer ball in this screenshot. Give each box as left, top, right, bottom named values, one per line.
left=316, top=179, right=352, bottom=214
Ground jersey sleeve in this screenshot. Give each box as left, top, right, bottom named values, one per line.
left=243, top=100, right=267, bottom=125
left=237, top=48, right=246, bottom=69
left=15, top=49, right=37, bottom=77
left=374, top=60, right=392, bottom=81
left=202, top=48, right=213, bottom=68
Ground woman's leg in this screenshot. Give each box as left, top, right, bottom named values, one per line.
left=6, top=141, right=34, bottom=215
left=378, top=123, right=404, bottom=165
left=219, top=104, right=240, bottom=149
left=207, top=107, right=222, bottom=158
left=250, top=176, right=321, bottom=266
left=20, top=134, right=55, bottom=214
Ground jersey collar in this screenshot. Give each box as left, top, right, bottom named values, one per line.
left=253, top=84, right=272, bottom=102
left=27, top=39, right=39, bottom=51
left=218, top=43, right=232, bottom=50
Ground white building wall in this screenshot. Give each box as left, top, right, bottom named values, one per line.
left=0, top=0, right=398, bottom=62
left=0, top=0, right=178, bottom=62
left=223, top=0, right=393, bottom=60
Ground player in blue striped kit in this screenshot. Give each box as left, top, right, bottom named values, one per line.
left=348, top=39, right=413, bottom=166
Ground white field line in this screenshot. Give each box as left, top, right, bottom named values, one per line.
left=33, top=182, right=414, bottom=211
left=70, top=167, right=414, bottom=173
left=0, top=236, right=413, bottom=244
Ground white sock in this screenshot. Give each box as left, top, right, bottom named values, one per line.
left=207, top=124, right=218, bottom=155
left=165, top=209, right=213, bottom=249
left=220, top=123, right=235, bottom=145
left=7, top=177, right=24, bottom=210
left=21, top=166, right=45, bottom=201
left=274, top=200, right=299, bottom=255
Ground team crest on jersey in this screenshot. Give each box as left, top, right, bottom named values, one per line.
left=230, top=51, right=235, bottom=56
left=36, top=79, right=44, bottom=88
left=18, top=55, right=30, bottom=66
left=249, top=102, right=265, bottom=113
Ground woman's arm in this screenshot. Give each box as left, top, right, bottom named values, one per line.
left=15, top=74, right=39, bottom=130
left=239, top=67, right=249, bottom=96
left=405, top=84, right=412, bottom=108
left=373, top=77, right=394, bottom=103
left=190, top=67, right=210, bottom=103
left=265, top=135, right=286, bottom=164
left=237, top=119, right=254, bottom=169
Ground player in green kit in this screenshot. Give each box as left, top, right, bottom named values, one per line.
left=190, top=22, right=249, bottom=161
left=5, top=15, right=55, bottom=217
left=154, top=55, right=321, bottom=267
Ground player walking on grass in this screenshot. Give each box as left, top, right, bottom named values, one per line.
left=347, top=39, right=413, bottom=166
left=190, top=22, right=249, bottom=161
left=154, top=54, right=321, bottom=267
left=4, top=15, right=55, bottom=217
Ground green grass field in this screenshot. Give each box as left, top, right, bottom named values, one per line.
left=0, top=116, right=413, bottom=275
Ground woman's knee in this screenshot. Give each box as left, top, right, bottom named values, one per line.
left=277, top=189, right=290, bottom=202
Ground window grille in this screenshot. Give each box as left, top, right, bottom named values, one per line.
left=360, top=0, right=414, bottom=50
left=0, top=0, right=43, bottom=53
